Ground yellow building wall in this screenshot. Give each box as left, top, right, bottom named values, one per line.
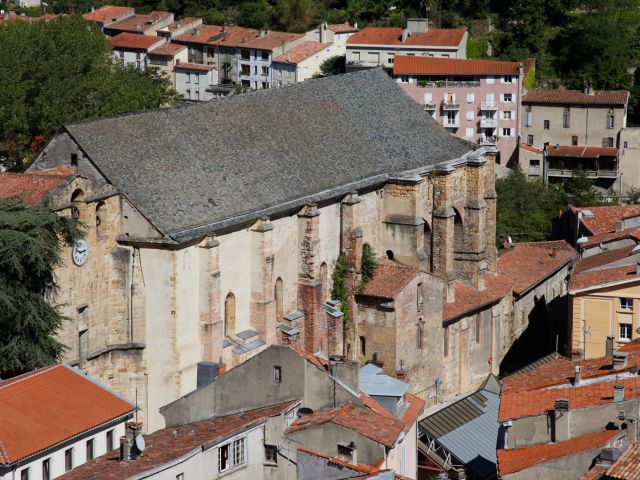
left=571, top=282, right=640, bottom=359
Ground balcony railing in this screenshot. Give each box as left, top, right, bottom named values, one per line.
left=443, top=101, right=460, bottom=110
left=480, top=136, right=497, bottom=145
left=480, top=102, right=498, bottom=110
left=547, top=168, right=618, bottom=178
left=419, top=80, right=480, bottom=88
left=443, top=119, right=460, bottom=128
left=480, top=118, right=497, bottom=128
left=423, top=101, right=437, bottom=110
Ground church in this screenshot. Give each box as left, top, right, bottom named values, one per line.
left=29, top=68, right=508, bottom=431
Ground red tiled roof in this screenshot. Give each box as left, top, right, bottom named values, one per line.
left=174, top=62, right=214, bottom=71
left=497, top=429, right=619, bottom=476
left=580, top=227, right=640, bottom=249
left=328, top=22, right=359, bottom=33
left=298, top=448, right=381, bottom=474
left=273, top=41, right=330, bottom=64
left=149, top=42, right=186, bottom=56
left=581, top=466, right=607, bottom=480
left=347, top=27, right=465, bottom=47
left=520, top=143, right=543, bottom=154
left=606, top=443, right=640, bottom=479
left=546, top=145, right=619, bottom=159
left=573, top=244, right=636, bottom=274
left=173, top=25, right=260, bottom=47
left=60, top=400, right=299, bottom=479
left=523, top=88, right=629, bottom=106
left=573, top=206, right=640, bottom=236
left=32, top=166, right=75, bottom=176
left=498, top=242, right=576, bottom=295
left=443, top=273, right=513, bottom=321
left=0, top=170, right=73, bottom=205
left=393, top=56, right=520, bottom=75
left=242, top=31, right=304, bottom=51
left=400, top=392, right=425, bottom=433
left=157, top=17, right=201, bottom=32
left=571, top=263, right=640, bottom=292
left=82, top=5, right=133, bottom=23
left=106, top=11, right=173, bottom=33
left=109, top=32, right=165, bottom=50
left=286, top=402, right=405, bottom=447
left=518, top=240, right=576, bottom=252
left=357, top=259, right=419, bottom=300
left=0, top=364, right=134, bottom=465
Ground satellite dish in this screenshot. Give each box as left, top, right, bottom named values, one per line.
left=135, top=434, right=145, bottom=453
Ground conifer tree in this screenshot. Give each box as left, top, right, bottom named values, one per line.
left=0, top=198, right=83, bottom=377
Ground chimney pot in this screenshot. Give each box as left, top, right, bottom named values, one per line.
left=574, top=365, right=582, bottom=386
left=551, top=248, right=558, bottom=258
left=614, top=384, right=625, bottom=402
left=119, top=436, right=131, bottom=462
left=606, top=336, right=615, bottom=357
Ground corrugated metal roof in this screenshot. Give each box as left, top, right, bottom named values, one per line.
left=419, top=389, right=500, bottom=479
left=359, top=369, right=408, bottom=398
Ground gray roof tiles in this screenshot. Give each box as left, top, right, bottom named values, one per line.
left=64, top=68, right=475, bottom=241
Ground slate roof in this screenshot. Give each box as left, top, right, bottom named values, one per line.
left=347, top=27, right=466, bottom=47
left=0, top=169, right=74, bottom=205
left=60, top=68, right=475, bottom=241
left=420, top=388, right=500, bottom=479
left=60, top=400, right=299, bottom=479
left=522, top=88, right=629, bottom=106
left=606, top=443, right=640, bottom=479
left=497, top=429, right=620, bottom=476
left=573, top=206, right=640, bottom=236
left=286, top=402, right=405, bottom=447
left=0, top=364, right=134, bottom=465
left=393, top=56, right=520, bottom=76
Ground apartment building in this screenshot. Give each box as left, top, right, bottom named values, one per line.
left=174, top=63, right=216, bottom=101
left=393, top=56, right=524, bottom=164
left=346, top=18, right=467, bottom=69
left=102, top=10, right=174, bottom=37
left=147, top=42, right=188, bottom=87
left=82, top=5, right=134, bottom=31
left=272, top=41, right=333, bottom=85
left=155, top=17, right=202, bottom=39
left=109, top=32, right=166, bottom=70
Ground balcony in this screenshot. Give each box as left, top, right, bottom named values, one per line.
left=443, top=101, right=460, bottom=111
left=442, top=119, right=460, bottom=128
left=480, top=136, right=497, bottom=145
left=480, top=118, right=497, bottom=128
left=419, top=80, right=480, bottom=88
left=547, top=169, right=618, bottom=179
left=480, top=102, right=498, bottom=111
left=423, top=101, right=437, bottom=110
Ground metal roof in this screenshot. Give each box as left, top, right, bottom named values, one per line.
left=419, top=388, right=500, bottom=479
left=359, top=366, right=408, bottom=398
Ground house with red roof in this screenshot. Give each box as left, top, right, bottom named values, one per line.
left=102, top=11, right=174, bottom=37
left=306, top=20, right=359, bottom=56
left=346, top=18, right=467, bottom=70
left=0, top=364, right=135, bottom=480
left=109, top=32, right=167, bottom=70
left=496, top=343, right=640, bottom=479
left=272, top=41, right=334, bottom=85
left=82, top=5, right=134, bottom=31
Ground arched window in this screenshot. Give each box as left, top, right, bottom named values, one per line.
left=274, top=278, right=284, bottom=321
left=386, top=250, right=394, bottom=261
left=453, top=209, right=464, bottom=252
left=95, top=201, right=106, bottom=239
left=70, top=189, right=85, bottom=221
left=423, top=220, right=432, bottom=271
left=320, top=263, right=328, bottom=302
left=224, top=293, right=236, bottom=337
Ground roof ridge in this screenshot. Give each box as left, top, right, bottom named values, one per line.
left=0, top=364, right=60, bottom=391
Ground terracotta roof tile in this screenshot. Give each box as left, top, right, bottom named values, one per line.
left=241, top=31, right=304, bottom=51
left=546, top=145, right=619, bottom=158
left=347, top=27, right=465, bottom=47
left=357, top=259, right=419, bottom=300
left=574, top=206, right=640, bottom=236
left=443, top=274, right=513, bottom=321
left=581, top=466, right=607, bottom=480
left=82, top=5, right=133, bottom=23
left=328, top=22, right=359, bottom=33
left=0, top=365, right=134, bottom=465
left=400, top=392, right=425, bottom=433
left=105, top=11, right=173, bottom=33
left=573, top=245, right=637, bottom=274
left=290, top=347, right=328, bottom=369
left=497, top=429, right=619, bottom=476
left=60, top=400, right=299, bottom=479
left=149, top=42, right=186, bottom=56
left=286, top=403, right=405, bottom=447
left=570, top=263, right=640, bottom=292
left=297, top=448, right=380, bottom=474
left=174, top=62, right=214, bottom=71
left=523, top=88, right=629, bottom=106
left=580, top=227, right=640, bottom=249
left=109, top=32, right=165, bottom=50
left=498, top=242, right=576, bottom=295
left=393, top=56, right=520, bottom=75
left=273, top=41, right=330, bottom=64
left=173, top=25, right=259, bottom=47
left=606, top=442, right=640, bottom=479
left=157, top=17, right=201, bottom=33
left=0, top=170, right=73, bottom=205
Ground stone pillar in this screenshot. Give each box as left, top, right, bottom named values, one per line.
left=298, top=204, right=324, bottom=354
left=199, top=237, right=222, bottom=362
left=431, top=165, right=455, bottom=278
left=483, top=149, right=498, bottom=273
left=341, top=194, right=361, bottom=362
left=250, top=218, right=276, bottom=345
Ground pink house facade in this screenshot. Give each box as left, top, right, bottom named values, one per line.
left=393, top=56, right=525, bottom=165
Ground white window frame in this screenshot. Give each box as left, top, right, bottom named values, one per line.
left=466, top=92, right=474, bottom=103
left=502, top=127, right=512, bottom=137
left=620, top=297, right=634, bottom=311
left=502, top=93, right=513, bottom=102
left=486, top=75, right=494, bottom=84
left=466, top=111, right=474, bottom=121
left=620, top=322, right=632, bottom=341
left=465, top=127, right=474, bottom=138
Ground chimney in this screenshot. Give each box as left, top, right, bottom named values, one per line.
left=574, top=365, right=582, bottom=386
left=192, top=28, right=199, bottom=36
left=551, top=399, right=571, bottom=442
left=616, top=221, right=624, bottom=232
left=119, top=436, right=131, bottom=462
left=446, top=272, right=456, bottom=303
left=628, top=418, right=639, bottom=443
left=613, top=351, right=629, bottom=370
left=338, top=441, right=357, bottom=464
left=614, top=384, right=625, bottom=402
left=584, top=81, right=594, bottom=95
left=551, top=248, right=558, bottom=258
left=606, top=335, right=615, bottom=357
left=502, top=239, right=510, bottom=249
left=260, top=29, right=267, bottom=37
left=401, top=28, right=409, bottom=42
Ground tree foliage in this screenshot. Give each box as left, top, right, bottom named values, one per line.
left=312, top=55, right=345, bottom=78
left=0, top=198, right=83, bottom=378
left=360, top=243, right=377, bottom=285
left=331, top=253, right=351, bottom=324
left=0, top=16, right=180, bottom=171
left=564, top=166, right=599, bottom=207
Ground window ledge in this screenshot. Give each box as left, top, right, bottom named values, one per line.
left=218, top=464, right=247, bottom=478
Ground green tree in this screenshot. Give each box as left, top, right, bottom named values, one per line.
left=496, top=167, right=565, bottom=244
left=564, top=166, right=599, bottom=207
left=312, top=55, right=346, bottom=78
left=274, top=0, right=321, bottom=31
left=0, top=16, right=180, bottom=171
left=331, top=253, right=351, bottom=323
left=0, top=198, right=83, bottom=377
left=360, top=243, right=377, bottom=285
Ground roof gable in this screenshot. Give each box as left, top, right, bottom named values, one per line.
left=60, top=68, right=475, bottom=241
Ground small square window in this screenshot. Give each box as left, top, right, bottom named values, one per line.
left=530, top=159, right=540, bottom=167
left=107, top=429, right=114, bottom=451
left=620, top=323, right=632, bottom=341
left=273, top=366, right=281, bottom=383
left=527, top=135, right=534, bottom=146
left=20, top=468, right=29, bottom=480
left=544, top=120, right=550, bottom=130
left=572, top=135, right=578, bottom=146
left=620, top=298, right=633, bottom=311
left=265, top=444, right=278, bottom=464
left=503, top=93, right=512, bottom=102
left=65, top=448, right=73, bottom=472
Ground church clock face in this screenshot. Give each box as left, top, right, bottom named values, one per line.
left=72, top=239, right=88, bottom=266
